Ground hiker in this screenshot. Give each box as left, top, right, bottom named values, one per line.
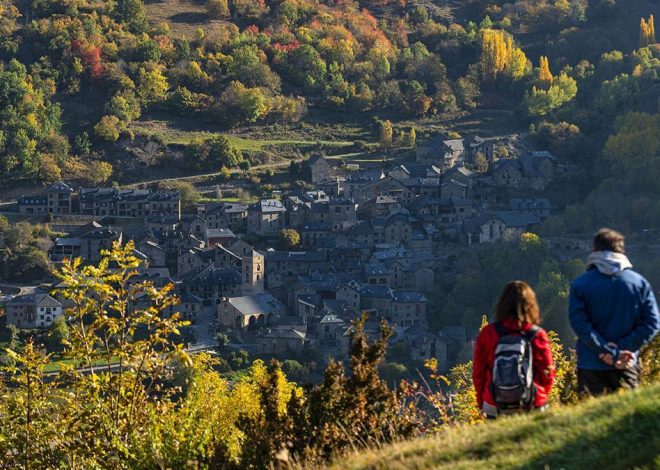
left=569, top=228, right=660, bottom=397
left=473, top=281, right=555, bottom=419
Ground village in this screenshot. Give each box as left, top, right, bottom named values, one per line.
left=0, top=132, right=585, bottom=373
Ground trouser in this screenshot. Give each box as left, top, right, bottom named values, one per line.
left=577, top=366, right=640, bottom=397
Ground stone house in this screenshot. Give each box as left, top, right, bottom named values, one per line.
left=247, top=199, right=287, bottom=236
left=5, top=294, right=63, bottom=329
left=349, top=176, right=415, bottom=205
left=256, top=326, right=307, bottom=355
left=403, top=323, right=449, bottom=370
left=390, top=291, right=427, bottom=328
left=306, top=155, right=334, bottom=184
left=80, top=228, right=123, bottom=264
left=204, top=202, right=248, bottom=231
left=416, top=135, right=464, bottom=169
left=179, top=264, right=242, bottom=304
left=46, top=181, right=74, bottom=215
left=365, top=262, right=389, bottom=285
left=218, top=292, right=286, bottom=329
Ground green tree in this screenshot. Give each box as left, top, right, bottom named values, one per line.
left=194, top=135, right=243, bottom=170
left=43, top=316, right=70, bottom=353
left=524, top=73, right=577, bottom=116
left=114, top=0, right=148, bottom=33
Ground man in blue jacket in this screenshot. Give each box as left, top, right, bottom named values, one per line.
left=569, top=228, right=660, bottom=396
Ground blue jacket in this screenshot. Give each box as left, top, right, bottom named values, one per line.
left=568, top=267, right=660, bottom=370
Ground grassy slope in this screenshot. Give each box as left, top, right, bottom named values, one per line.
left=329, top=384, right=660, bottom=470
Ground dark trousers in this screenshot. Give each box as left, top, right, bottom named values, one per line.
left=577, top=366, right=640, bottom=397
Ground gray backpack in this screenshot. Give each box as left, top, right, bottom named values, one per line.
left=490, top=322, right=539, bottom=411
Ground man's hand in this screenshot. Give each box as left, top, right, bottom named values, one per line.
left=598, top=350, right=635, bottom=369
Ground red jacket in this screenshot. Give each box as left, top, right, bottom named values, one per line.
left=472, top=318, right=555, bottom=410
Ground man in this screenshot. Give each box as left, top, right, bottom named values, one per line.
left=569, top=228, right=660, bottom=396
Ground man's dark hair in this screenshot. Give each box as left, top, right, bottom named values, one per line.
left=593, top=228, right=625, bottom=254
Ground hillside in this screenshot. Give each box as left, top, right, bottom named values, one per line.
left=328, top=384, right=660, bottom=470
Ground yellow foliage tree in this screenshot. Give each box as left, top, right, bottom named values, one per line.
left=481, top=29, right=528, bottom=83
left=538, top=55, right=553, bottom=88
left=640, top=15, right=656, bottom=47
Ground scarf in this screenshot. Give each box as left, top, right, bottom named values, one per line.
left=586, top=251, right=633, bottom=276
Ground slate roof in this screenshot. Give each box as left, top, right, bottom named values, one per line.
left=493, top=211, right=541, bottom=228
left=47, top=181, right=74, bottom=193
left=227, top=293, right=286, bottom=316
left=365, top=262, right=388, bottom=277
left=392, top=291, right=428, bottom=303
left=265, top=251, right=328, bottom=262
left=8, top=293, right=61, bottom=308
left=249, top=199, right=286, bottom=213
left=181, top=265, right=241, bottom=285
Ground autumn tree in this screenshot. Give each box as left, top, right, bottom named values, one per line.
left=94, top=115, right=124, bottom=142
left=379, top=119, right=393, bottom=147
left=538, top=55, right=554, bottom=88
left=480, top=29, right=528, bottom=83
left=136, top=66, right=169, bottom=106
left=640, top=15, right=656, bottom=47
left=280, top=228, right=300, bottom=249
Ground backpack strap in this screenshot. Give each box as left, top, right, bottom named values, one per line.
left=523, top=325, right=540, bottom=342
left=493, top=321, right=509, bottom=337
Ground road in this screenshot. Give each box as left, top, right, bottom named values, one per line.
left=192, top=305, right=217, bottom=348
left=0, top=284, right=39, bottom=296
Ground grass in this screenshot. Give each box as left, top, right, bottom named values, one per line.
left=327, top=384, right=660, bottom=470
left=43, top=355, right=120, bottom=373
left=129, top=120, right=355, bottom=151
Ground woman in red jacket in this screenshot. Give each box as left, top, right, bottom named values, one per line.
left=473, top=280, right=555, bottom=419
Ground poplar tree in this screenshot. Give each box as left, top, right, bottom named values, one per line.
left=640, top=15, right=656, bottom=47
left=538, top=56, right=554, bottom=88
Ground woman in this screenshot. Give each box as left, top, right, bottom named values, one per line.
left=473, top=281, right=555, bottom=419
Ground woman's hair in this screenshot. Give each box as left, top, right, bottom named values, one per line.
left=494, top=281, right=541, bottom=326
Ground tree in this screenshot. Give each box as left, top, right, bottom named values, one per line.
left=474, top=151, right=488, bottom=173
left=379, top=120, right=393, bottom=148
left=281, top=359, right=308, bottom=383
left=217, top=81, right=269, bottom=125
left=136, top=66, right=169, bottom=106
left=640, top=15, right=656, bottom=47
left=114, top=0, right=148, bottom=33
left=524, top=73, right=577, bottom=116
left=538, top=55, right=553, bottom=88
left=82, top=161, right=113, bottom=185
left=379, top=362, right=408, bottom=385
left=207, top=0, right=229, bottom=18
left=480, top=29, right=528, bottom=83
left=94, top=115, right=124, bottom=142
left=108, top=91, right=141, bottom=123
left=280, top=228, right=300, bottom=249
left=402, top=127, right=416, bottom=148
left=159, top=181, right=201, bottom=210
left=282, top=45, right=327, bottom=91
left=43, top=316, right=70, bottom=353
left=193, top=135, right=243, bottom=170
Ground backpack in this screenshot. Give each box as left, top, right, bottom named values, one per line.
left=490, top=322, right=539, bottom=411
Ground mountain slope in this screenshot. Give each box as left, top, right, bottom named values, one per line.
left=328, top=384, right=660, bottom=470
